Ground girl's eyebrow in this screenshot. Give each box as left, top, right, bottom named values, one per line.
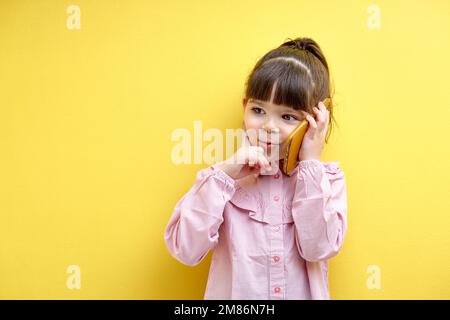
left=250, top=99, right=267, bottom=106
left=251, top=99, right=300, bottom=113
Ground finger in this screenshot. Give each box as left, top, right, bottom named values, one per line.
left=304, top=112, right=317, bottom=129
left=318, top=101, right=326, bottom=112
left=320, top=100, right=330, bottom=111
left=312, top=106, right=324, bottom=122
left=248, top=150, right=257, bottom=166
left=312, top=106, right=326, bottom=129
left=325, top=108, right=330, bottom=128
left=257, top=157, right=272, bottom=175
left=248, top=147, right=263, bottom=166
left=316, top=102, right=327, bottom=118
left=319, top=102, right=330, bottom=129
left=300, top=110, right=310, bottom=123
left=319, top=102, right=330, bottom=123
left=257, top=152, right=271, bottom=170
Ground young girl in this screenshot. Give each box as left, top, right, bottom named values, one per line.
left=164, top=37, right=348, bottom=300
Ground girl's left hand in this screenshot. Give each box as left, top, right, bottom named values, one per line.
left=298, top=101, right=330, bottom=162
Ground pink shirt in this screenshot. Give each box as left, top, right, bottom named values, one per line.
left=164, top=159, right=348, bottom=300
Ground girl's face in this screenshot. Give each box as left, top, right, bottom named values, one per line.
left=242, top=95, right=306, bottom=161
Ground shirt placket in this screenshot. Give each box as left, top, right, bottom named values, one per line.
left=266, top=170, right=285, bottom=299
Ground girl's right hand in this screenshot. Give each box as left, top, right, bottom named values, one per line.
left=215, top=130, right=272, bottom=180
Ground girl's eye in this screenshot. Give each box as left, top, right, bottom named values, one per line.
left=282, top=114, right=299, bottom=121
left=251, top=107, right=264, bottom=115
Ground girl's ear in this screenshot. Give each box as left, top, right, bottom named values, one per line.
left=242, top=98, right=247, bottom=109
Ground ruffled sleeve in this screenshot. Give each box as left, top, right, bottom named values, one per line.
left=291, top=159, right=348, bottom=262
left=164, top=164, right=237, bottom=266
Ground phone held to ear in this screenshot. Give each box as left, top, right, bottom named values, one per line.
left=280, top=98, right=332, bottom=175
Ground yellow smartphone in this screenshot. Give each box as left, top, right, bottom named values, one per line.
left=280, top=98, right=332, bottom=175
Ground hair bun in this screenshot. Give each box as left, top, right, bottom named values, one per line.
left=280, top=37, right=329, bottom=72
left=282, top=37, right=314, bottom=51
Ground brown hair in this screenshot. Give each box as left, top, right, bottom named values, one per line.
left=243, top=37, right=338, bottom=143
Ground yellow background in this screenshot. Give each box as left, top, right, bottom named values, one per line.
left=1, top=0, right=449, bottom=299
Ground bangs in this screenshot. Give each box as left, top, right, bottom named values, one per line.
left=245, top=59, right=316, bottom=112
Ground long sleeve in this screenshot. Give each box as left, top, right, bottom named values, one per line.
left=164, top=164, right=237, bottom=266
left=291, top=159, right=348, bottom=262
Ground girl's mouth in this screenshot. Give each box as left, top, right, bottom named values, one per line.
left=259, top=140, right=276, bottom=148
left=257, top=139, right=283, bottom=161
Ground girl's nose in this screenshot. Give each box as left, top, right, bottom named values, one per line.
left=262, top=119, right=278, bottom=131
left=262, top=124, right=279, bottom=134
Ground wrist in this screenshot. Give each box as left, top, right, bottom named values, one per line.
left=215, top=162, right=239, bottom=179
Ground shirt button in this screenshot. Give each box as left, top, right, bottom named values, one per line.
left=274, top=287, right=281, bottom=293
left=274, top=173, right=280, bottom=179
left=273, top=256, right=280, bottom=262
left=273, top=225, right=280, bottom=232
left=273, top=195, right=279, bottom=202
